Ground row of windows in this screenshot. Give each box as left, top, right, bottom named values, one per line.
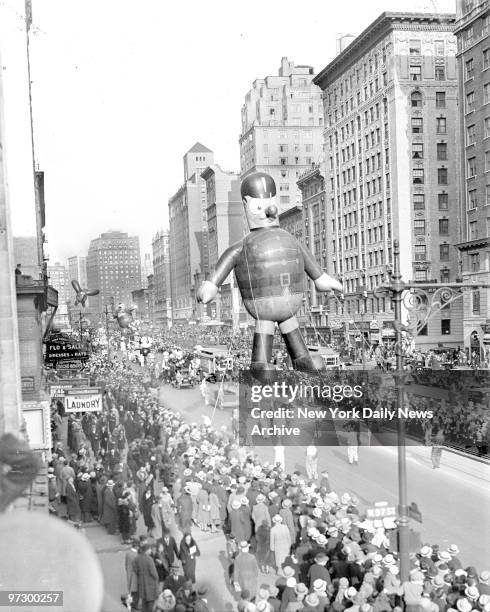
left=412, top=168, right=449, bottom=185
left=270, top=144, right=314, bottom=153
left=413, top=193, right=449, bottom=210
left=413, top=244, right=451, bottom=262
left=466, top=83, right=490, bottom=112
left=409, top=65, right=446, bottom=81
left=414, top=219, right=449, bottom=235
left=411, top=143, right=447, bottom=160
left=465, top=50, right=490, bottom=80
left=411, top=117, right=448, bottom=133
left=411, top=91, right=446, bottom=108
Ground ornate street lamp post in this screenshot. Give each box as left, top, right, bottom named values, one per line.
left=373, top=240, right=490, bottom=582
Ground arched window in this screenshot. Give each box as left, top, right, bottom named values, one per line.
left=411, top=91, right=422, bottom=108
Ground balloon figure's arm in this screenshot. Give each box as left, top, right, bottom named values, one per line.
left=197, top=241, right=242, bottom=304
left=299, top=243, right=343, bottom=293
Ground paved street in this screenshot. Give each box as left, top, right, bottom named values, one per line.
left=90, top=381, right=490, bottom=611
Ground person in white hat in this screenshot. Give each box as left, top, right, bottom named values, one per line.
left=233, top=541, right=259, bottom=597
left=252, top=493, right=271, bottom=530
left=270, top=515, right=291, bottom=572
left=305, top=444, right=318, bottom=480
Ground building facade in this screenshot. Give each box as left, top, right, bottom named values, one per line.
left=454, top=0, right=490, bottom=359
left=201, top=164, right=244, bottom=325
left=86, top=231, right=141, bottom=315
left=13, top=237, right=39, bottom=279
left=67, top=256, right=87, bottom=290
left=240, top=57, right=324, bottom=213
left=152, top=230, right=172, bottom=329
left=314, top=12, right=463, bottom=349
left=48, top=262, right=69, bottom=305
left=168, top=143, right=213, bottom=322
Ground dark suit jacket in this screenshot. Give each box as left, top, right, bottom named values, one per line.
left=134, top=552, right=159, bottom=602
left=160, top=536, right=179, bottom=570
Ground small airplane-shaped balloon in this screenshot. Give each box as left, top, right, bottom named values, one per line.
left=71, top=280, right=100, bottom=307
left=114, top=303, right=137, bottom=329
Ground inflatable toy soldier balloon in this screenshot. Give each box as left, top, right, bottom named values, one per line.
left=197, top=171, right=342, bottom=372
left=71, top=279, right=100, bottom=308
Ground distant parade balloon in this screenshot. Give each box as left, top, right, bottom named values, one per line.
left=71, top=279, right=100, bottom=308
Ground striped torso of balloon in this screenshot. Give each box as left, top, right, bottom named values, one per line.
left=197, top=171, right=343, bottom=373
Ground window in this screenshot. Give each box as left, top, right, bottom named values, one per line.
left=485, top=84, right=490, bottom=104
left=465, top=58, right=474, bottom=80
left=441, top=319, right=451, bottom=335
left=415, top=270, right=428, bottom=282
left=466, top=91, right=475, bottom=112
left=411, top=91, right=422, bottom=107
left=279, top=144, right=288, bottom=153
left=438, top=168, right=448, bottom=185
left=436, top=117, right=447, bottom=133
left=484, top=14, right=490, bottom=37
left=487, top=185, right=490, bottom=205
left=414, top=219, right=426, bottom=235
left=280, top=158, right=287, bottom=165
left=435, top=66, right=445, bottom=81
left=467, top=124, right=476, bottom=145
left=437, top=143, right=447, bottom=160
left=412, top=118, right=423, bottom=133
left=410, top=65, right=421, bottom=81
left=485, top=117, right=490, bottom=138
left=440, top=244, right=450, bottom=261
left=435, top=40, right=444, bottom=56
left=469, top=220, right=478, bottom=239
left=467, top=157, right=477, bottom=177
left=413, top=169, right=424, bottom=184
left=412, top=143, right=424, bottom=159
left=414, top=194, right=425, bottom=210
left=440, top=269, right=450, bottom=284
left=280, top=196, right=290, bottom=205
left=436, top=91, right=446, bottom=108
left=486, top=150, right=490, bottom=171
left=415, top=245, right=427, bottom=261
left=439, top=219, right=449, bottom=235
left=470, top=253, right=480, bottom=271
left=468, top=189, right=478, bottom=209
left=409, top=40, right=421, bottom=55
left=483, top=49, right=490, bottom=71
left=473, top=290, right=481, bottom=315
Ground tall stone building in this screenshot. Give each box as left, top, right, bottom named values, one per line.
left=313, top=12, right=462, bottom=349
left=240, top=57, right=324, bottom=213
left=201, top=164, right=244, bottom=325
left=152, top=230, right=172, bottom=329
left=454, top=0, right=490, bottom=359
left=67, top=255, right=87, bottom=289
left=86, top=231, right=141, bottom=315
left=48, top=262, right=69, bottom=305
left=168, top=143, right=213, bottom=322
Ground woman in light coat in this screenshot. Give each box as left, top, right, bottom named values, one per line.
left=270, top=515, right=291, bottom=571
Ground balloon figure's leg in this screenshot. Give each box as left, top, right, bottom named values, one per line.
left=279, top=317, right=325, bottom=373
left=250, top=320, right=276, bottom=371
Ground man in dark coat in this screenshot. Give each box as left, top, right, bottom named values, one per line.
left=134, top=544, right=159, bottom=612
left=307, top=552, right=331, bottom=589
left=125, top=538, right=139, bottom=611
left=160, top=528, right=180, bottom=575
left=163, top=563, right=186, bottom=595
left=65, top=477, right=81, bottom=522
left=176, top=488, right=193, bottom=533
left=101, top=480, right=118, bottom=535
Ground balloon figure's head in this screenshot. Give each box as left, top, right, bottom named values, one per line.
left=241, top=172, right=279, bottom=230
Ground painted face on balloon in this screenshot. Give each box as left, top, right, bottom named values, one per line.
left=243, top=195, right=279, bottom=230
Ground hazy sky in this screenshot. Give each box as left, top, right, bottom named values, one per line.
left=26, top=0, right=454, bottom=263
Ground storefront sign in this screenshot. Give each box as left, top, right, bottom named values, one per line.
left=64, top=388, right=102, bottom=413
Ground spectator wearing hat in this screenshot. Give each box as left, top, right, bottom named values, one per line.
left=279, top=499, right=296, bottom=545
left=229, top=498, right=249, bottom=543
left=402, top=571, right=425, bottom=612
left=302, top=592, right=320, bottom=612
left=447, top=545, right=462, bottom=571
left=101, top=479, right=118, bottom=535
left=279, top=575, right=298, bottom=611
left=179, top=532, right=200, bottom=584
left=79, top=472, right=93, bottom=522
left=308, top=552, right=331, bottom=590
left=163, top=562, right=186, bottom=595
left=271, top=515, right=292, bottom=573
left=124, top=537, right=139, bottom=612
left=253, top=494, right=272, bottom=530
left=256, top=518, right=273, bottom=574
left=175, top=579, right=196, bottom=609
left=176, top=486, right=193, bottom=534
left=153, top=588, right=176, bottom=612
left=479, top=571, right=490, bottom=595
left=234, top=541, right=260, bottom=597
left=312, top=578, right=329, bottom=609
left=193, top=586, right=210, bottom=612
left=47, top=468, right=59, bottom=515
left=134, top=543, right=159, bottom=612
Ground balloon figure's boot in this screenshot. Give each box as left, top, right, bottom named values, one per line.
left=250, top=332, right=276, bottom=383
left=282, top=328, right=325, bottom=373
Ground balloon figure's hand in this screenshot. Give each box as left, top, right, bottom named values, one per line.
left=314, top=273, right=343, bottom=293
left=197, top=281, right=218, bottom=304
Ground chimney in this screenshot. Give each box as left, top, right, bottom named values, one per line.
left=336, top=34, right=356, bottom=55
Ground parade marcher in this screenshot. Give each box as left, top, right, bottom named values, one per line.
left=234, top=541, right=260, bottom=598
left=163, top=562, right=186, bottom=595
left=270, top=515, right=292, bottom=572
left=179, top=532, right=200, bottom=584
left=305, top=445, right=318, bottom=480
left=176, top=486, right=193, bottom=534
left=134, top=543, right=159, bottom=612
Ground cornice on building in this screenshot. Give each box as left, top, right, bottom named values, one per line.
left=314, top=11, right=456, bottom=89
